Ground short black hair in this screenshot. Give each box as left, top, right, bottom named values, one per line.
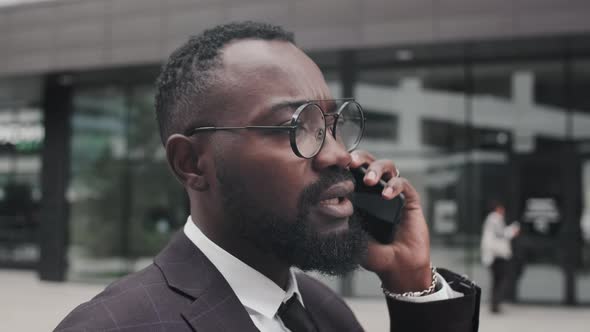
left=154, top=21, right=295, bottom=144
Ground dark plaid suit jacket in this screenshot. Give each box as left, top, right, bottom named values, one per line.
left=55, top=231, right=480, bottom=331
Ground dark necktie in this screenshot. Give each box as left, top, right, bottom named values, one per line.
left=278, top=296, right=319, bottom=332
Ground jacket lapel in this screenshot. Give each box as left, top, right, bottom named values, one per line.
left=154, top=231, right=259, bottom=332
left=296, top=274, right=330, bottom=331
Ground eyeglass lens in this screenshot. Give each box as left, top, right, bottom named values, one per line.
left=334, top=101, right=363, bottom=152
left=294, top=104, right=326, bottom=158
left=294, top=101, right=363, bottom=158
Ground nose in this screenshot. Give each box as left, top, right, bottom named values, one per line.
left=312, top=130, right=352, bottom=171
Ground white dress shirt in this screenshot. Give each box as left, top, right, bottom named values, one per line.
left=184, top=217, right=461, bottom=331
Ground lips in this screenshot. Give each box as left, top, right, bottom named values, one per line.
left=315, top=181, right=355, bottom=219
left=318, top=181, right=355, bottom=202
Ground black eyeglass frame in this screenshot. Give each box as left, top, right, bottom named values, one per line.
left=185, top=98, right=365, bottom=159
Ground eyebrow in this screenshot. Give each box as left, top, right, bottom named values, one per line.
left=268, top=100, right=308, bottom=113
left=267, top=97, right=355, bottom=114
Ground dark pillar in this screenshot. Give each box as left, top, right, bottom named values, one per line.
left=463, top=45, right=477, bottom=278
left=340, top=49, right=357, bottom=297
left=562, top=43, right=579, bottom=305
left=38, top=74, right=73, bottom=281
left=561, top=143, right=580, bottom=305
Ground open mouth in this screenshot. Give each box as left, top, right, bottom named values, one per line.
left=319, top=196, right=347, bottom=205
left=315, top=181, right=355, bottom=219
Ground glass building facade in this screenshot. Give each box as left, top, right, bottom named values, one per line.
left=1, top=32, right=590, bottom=304
left=0, top=76, right=43, bottom=268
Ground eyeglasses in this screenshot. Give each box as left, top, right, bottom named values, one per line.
left=185, top=98, right=365, bottom=159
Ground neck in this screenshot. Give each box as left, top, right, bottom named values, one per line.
left=190, top=205, right=292, bottom=290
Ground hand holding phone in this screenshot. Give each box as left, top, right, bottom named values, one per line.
left=351, top=166, right=405, bottom=244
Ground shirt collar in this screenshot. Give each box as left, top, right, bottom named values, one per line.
left=183, top=217, right=303, bottom=318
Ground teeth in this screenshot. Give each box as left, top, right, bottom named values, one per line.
left=320, top=198, right=340, bottom=205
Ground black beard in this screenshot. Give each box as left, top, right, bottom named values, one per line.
left=216, top=165, right=368, bottom=276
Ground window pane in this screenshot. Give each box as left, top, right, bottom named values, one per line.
left=353, top=65, right=470, bottom=296
left=473, top=60, right=566, bottom=303
left=0, top=76, right=43, bottom=268
left=573, top=59, right=590, bottom=303
left=126, top=85, right=186, bottom=259
left=69, top=86, right=127, bottom=279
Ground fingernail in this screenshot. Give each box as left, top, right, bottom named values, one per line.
left=367, top=171, right=377, bottom=181
left=383, top=187, right=394, bottom=196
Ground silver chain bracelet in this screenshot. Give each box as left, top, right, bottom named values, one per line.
left=381, top=264, right=438, bottom=298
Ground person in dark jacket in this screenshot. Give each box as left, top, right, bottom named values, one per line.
left=56, top=21, right=480, bottom=332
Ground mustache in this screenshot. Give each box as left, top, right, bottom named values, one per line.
left=299, top=167, right=355, bottom=206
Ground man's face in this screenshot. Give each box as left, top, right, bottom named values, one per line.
left=208, top=40, right=368, bottom=275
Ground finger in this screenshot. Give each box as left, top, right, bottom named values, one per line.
left=383, top=177, right=421, bottom=207
left=364, top=159, right=397, bottom=185
left=382, top=177, right=404, bottom=199
left=350, top=150, right=375, bottom=168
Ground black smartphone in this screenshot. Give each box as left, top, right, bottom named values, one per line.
left=351, top=166, right=405, bottom=244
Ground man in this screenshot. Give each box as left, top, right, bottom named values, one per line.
left=481, top=201, right=519, bottom=313
left=56, top=22, right=480, bottom=331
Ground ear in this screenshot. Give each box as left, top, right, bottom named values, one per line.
left=165, top=134, right=209, bottom=191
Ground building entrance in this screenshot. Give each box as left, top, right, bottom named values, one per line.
left=511, top=142, right=584, bottom=304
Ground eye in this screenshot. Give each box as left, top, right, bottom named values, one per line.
left=298, top=122, right=311, bottom=132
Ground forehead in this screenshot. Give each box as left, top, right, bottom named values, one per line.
left=218, top=39, right=332, bottom=119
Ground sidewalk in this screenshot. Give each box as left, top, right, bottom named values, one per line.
left=2, top=270, right=589, bottom=332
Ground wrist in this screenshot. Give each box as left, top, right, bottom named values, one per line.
left=379, top=264, right=433, bottom=294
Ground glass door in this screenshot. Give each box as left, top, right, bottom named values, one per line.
left=0, top=76, right=43, bottom=269
left=580, top=154, right=590, bottom=303
left=67, top=69, right=186, bottom=281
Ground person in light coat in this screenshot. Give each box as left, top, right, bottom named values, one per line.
left=481, top=201, right=520, bottom=313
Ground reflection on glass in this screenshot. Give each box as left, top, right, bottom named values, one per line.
left=69, top=87, right=127, bottom=278
left=69, top=84, right=185, bottom=280
left=573, top=59, right=590, bottom=302
left=126, top=86, right=185, bottom=258
left=0, top=77, right=43, bottom=267
left=473, top=61, right=572, bottom=303
left=353, top=65, right=470, bottom=296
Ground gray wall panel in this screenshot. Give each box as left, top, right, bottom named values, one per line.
left=165, top=6, right=226, bottom=40
left=437, top=15, right=515, bottom=40
left=0, top=11, right=8, bottom=60
left=163, top=37, right=190, bottom=59
left=110, top=0, right=162, bottom=17
left=363, top=0, right=433, bottom=21
left=9, top=27, right=54, bottom=53
left=53, top=0, right=108, bottom=23
left=54, top=46, right=106, bottom=70
left=296, top=25, right=361, bottom=49
left=294, top=0, right=360, bottom=28
left=227, top=2, right=291, bottom=27
left=1, top=0, right=590, bottom=75
left=4, top=52, right=51, bottom=75
left=54, top=19, right=106, bottom=48
left=515, top=0, right=590, bottom=12
left=163, top=0, right=223, bottom=8
left=107, top=42, right=161, bottom=66
left=516, top=10, right=590, bottom=35
left=362, top=19, right=435, bottom=45
left=110, top=14, right=162, bottom=45
left=5, top=2, right=56, bottom=27
left=436, top=0, right=513, bottom=16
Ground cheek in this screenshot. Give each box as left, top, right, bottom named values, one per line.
left=234, top=145, right=312, bottom=213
